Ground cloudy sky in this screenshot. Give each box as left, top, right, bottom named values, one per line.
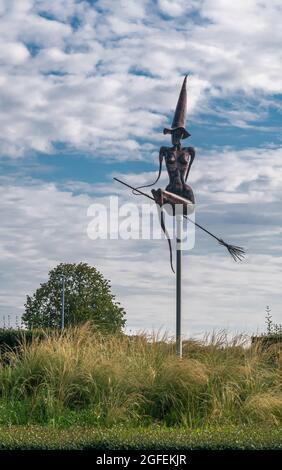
left=0, top=0, right=281, bottom=336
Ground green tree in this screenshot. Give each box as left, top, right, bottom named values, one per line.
left=22, top=263, right=126, bottom=333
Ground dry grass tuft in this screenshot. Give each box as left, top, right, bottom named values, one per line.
left=0, top=324, right=281, bottom=427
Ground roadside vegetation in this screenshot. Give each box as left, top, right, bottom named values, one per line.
left=0, top=324, right=281, bottom=430
left=0, top=425, right=281, bottom=450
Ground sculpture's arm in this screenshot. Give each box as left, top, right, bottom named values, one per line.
left=185, top=146, right=195, bottom=181
left=132, top=147, right=165, bottom=194
left=146, top=146, right=165, bottom=186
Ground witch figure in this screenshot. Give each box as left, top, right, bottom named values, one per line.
left=134, top=75, right=195, bottom=215
left=115, top=76, right=245, bottom=270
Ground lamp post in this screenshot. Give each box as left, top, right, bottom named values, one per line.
left=61, top=276, right=65, bottom=330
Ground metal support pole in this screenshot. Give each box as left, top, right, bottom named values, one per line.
left=61, top=276, right=65, bottom=330
left=176, top=215, right=182, bottom=358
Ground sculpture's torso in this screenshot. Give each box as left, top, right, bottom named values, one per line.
left=160, top=146, right=195, bottom=204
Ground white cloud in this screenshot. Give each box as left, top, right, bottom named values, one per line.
left=0, top=172, right=281, bottom=335
left=158, top=0, right=200, bottom=17
left=113, top=145, right=282, bottom=204
left=0, top=0, right=281, bottom=157
left=0, top=1, right=281, bottom=335
left=0, top=42, right=30, bottom=64
left=97, top=0, right=147, bottom=19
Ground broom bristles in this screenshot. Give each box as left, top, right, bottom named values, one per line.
left=218, top=239, right=245, bottom=262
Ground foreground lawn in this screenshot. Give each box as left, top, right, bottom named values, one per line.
left=0, top=425, right=281, bottom=450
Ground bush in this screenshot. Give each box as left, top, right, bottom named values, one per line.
left=0, top=329, right=54, bottom=363
left=252, top=334, right=282, bottom=348
left=0, top=325, right=281, bottom=428
left=0, top=329, right=34, bottom=353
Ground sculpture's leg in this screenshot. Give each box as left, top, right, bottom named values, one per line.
left=151, top=188, right=164, bottom=206
left=152, top=189, right=175, bottom=273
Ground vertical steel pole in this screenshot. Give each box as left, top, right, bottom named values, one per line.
left=176, top=215, right=182, bottom=358
left=61, top=276, right=65, bottom=330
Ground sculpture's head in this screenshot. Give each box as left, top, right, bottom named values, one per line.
left=163, top=75, right=191, bottom=144
left=170, top=127, right=187, bottom=146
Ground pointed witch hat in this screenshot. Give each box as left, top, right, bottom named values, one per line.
left=163, top=75, right=191, bottom=139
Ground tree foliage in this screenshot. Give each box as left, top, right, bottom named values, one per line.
left=22, top=263, right=126, bottom=333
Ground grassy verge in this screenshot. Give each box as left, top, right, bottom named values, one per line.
left=0, top=425, right=281, bottom=450
left=0, top=325, right=281, bottom=429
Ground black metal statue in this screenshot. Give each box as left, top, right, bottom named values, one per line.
left=134, top=76, right=195, bottom=214
left=114, top=75, right=245, bottom=271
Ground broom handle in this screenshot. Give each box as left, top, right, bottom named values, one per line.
left=113, top=177, right=221, bottom=243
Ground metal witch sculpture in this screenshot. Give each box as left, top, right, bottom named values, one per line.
left=114, top=76, right=245, bottom=357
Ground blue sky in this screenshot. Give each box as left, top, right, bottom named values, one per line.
left=0, top=0, right=281, bottom=336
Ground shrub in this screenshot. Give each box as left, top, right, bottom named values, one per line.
left=0, top=329, right=38, bottom=353
left=0, top=325, right=281, bottom=428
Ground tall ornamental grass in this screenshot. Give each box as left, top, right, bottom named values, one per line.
left=0, top=324, right=281, bottom=427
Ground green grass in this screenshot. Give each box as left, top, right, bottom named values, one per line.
left=0, top=324, right=281, bottom=429
left=0, top=425, right=280, bottom=450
